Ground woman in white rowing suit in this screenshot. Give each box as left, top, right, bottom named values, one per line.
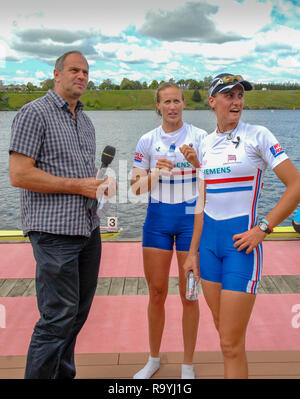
left=131, top=82, right=207, bottom=379
left=184, top=73, right=300, bottom=378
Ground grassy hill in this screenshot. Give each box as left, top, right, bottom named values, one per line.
left=1, top=89, right=300, bottom=111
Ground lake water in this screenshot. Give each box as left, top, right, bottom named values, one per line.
left=1, top=109, right=299, bottom=238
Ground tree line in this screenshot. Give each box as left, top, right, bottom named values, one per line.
left=3, top=77, right=300, bottom=92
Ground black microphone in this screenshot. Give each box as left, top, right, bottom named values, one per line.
left=87, top=145, right=116, bottom=211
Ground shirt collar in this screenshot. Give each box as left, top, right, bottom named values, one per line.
left=47, top=89, right=84, bottom=112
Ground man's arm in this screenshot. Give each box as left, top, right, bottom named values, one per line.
left=9, top=152, right=105, bottom=199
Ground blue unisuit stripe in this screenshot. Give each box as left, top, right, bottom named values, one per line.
left=159, top=177, right=197, bottom=184
left=206, top=186, right=253, bottom=193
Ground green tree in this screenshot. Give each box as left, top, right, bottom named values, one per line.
left=40, top=79, right=55, bottom=90
left=87, top=81, right=95, bottom=90
left=187, top=79, right=202, bottom=90
left=26, top=82, right=36, bottom=92
left=99, top=79, right=113, bottom=90
left=0, top=92, right=9, bottom=110
left=149, top=80, right=159, bottom=89
left=191, top=89, right=202, bottom=102
left=120, top=78, right=133, bottom=90
left=120, top=78, right=142, bottom=90
left=203, top=76, right=213, bottom=89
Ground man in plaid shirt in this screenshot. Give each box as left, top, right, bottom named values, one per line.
left=9, top=51, right=111, bottom=379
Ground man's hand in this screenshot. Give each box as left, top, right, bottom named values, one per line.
left=96, top=176, right=117, bottom=199
left=74, top=177, right=108, bottom=199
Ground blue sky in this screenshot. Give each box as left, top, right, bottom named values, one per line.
left=0, top=0, right=300, bottom=86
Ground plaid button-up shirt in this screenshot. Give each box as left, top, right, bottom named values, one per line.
left=10, top=90, right=99, bottom=237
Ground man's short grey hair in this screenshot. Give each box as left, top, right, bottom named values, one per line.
left=55, top=51, right=89, bottom=71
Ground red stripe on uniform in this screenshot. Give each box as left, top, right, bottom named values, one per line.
left=250, top=170, right=261, bottom=229
left=251, top=246, right=260, bottom=293
left=206, top=176, right=254, bottom=184
left=172, top=169, right=197, bottom=176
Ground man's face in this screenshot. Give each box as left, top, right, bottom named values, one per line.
left=54, top=53, right=89, bottom=101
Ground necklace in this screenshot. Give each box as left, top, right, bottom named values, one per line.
left=216, top=124, right=238, bottom=140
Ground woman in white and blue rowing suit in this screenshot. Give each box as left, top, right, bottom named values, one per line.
left=184, top=73, right=300, bottom=378
left=131, top=82, right=207, bottom=379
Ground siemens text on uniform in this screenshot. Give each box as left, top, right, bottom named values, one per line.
left=108, top=383, right=192, bottom=396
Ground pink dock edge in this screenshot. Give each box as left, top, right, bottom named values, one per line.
left=0, top=240, right=300, bottom=279
left=0, top=240, right=300, bottom=357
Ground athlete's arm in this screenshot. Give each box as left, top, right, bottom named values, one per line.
left=183, top=179, right=206, bottom=278
left=130, top=158, right=174, bottom=195
left=233, top=159, right=300, bottom=254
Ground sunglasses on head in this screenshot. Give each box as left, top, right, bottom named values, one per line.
left=210, top=75, right=244, bottom=96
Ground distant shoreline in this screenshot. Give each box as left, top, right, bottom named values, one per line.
left=1, top=89, right=300, bottom=111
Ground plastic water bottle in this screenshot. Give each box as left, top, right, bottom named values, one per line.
left=186, top=271, right=199, bottom=301
left=161, top=143, right=176, bottom=176
left=166, top=143, right=176, bottom=165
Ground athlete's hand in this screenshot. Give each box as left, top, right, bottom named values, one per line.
left=233, top=226, right=266, bottom=254
left=183, top=252, right=200, bottom=279
left=155, top=158, right=174, bottom=176
left=180, top=144, right=200, bottom=168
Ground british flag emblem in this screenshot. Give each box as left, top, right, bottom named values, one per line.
left=134, top=152, right=144, bottom=163
left=228, top=154, right=236, bottom=162
left=270, top=143, right=284, bottom=158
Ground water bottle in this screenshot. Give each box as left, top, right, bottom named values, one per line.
left=161, top=143, right=176, bottom=176
left=186, top=270, right=199, bottom=301
left=166, top=143, right=176, bottom=165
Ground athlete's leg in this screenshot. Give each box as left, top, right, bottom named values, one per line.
left=177, top=251, right=200, bottom=367
left=200, top=279, right=222, bottom=331
left=133, top=247, right=173, bottom=379
left=143, top=247, right=173, bottom=358
left=218, top=290, right=256, bottom=378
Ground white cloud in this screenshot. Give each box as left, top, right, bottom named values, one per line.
left=278, top=56, right=300, bottom=69
left=95, top=42, right=172, bottom=64
left=209, top=0, right=272, bottom=37
left=255, top=25, right=300, bottom=48
left=35, top=71, right=47, bottom=79
left=120, top=62, right=130, bottom=70
left=1, top=0, right=300, bottom=84
left=199, top=40, right=256, bottom=60
left=0, top=41, right=6, bottom=68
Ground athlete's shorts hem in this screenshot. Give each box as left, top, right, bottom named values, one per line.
left=142, top=230, right=191, bottom=252
left=200, top=275, right=259, bottom=294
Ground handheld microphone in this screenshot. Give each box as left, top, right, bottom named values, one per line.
left=87, top=145, right=116, bottom=211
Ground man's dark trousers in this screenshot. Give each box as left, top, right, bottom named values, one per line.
left=25, top=228, right=101, bottom=379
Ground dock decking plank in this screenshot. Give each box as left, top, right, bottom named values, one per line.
left=123, top=277, right=139, bottom=295
left=1, top=351, right=299, bottom=379
left=1, top=276, right=300, bottom=297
